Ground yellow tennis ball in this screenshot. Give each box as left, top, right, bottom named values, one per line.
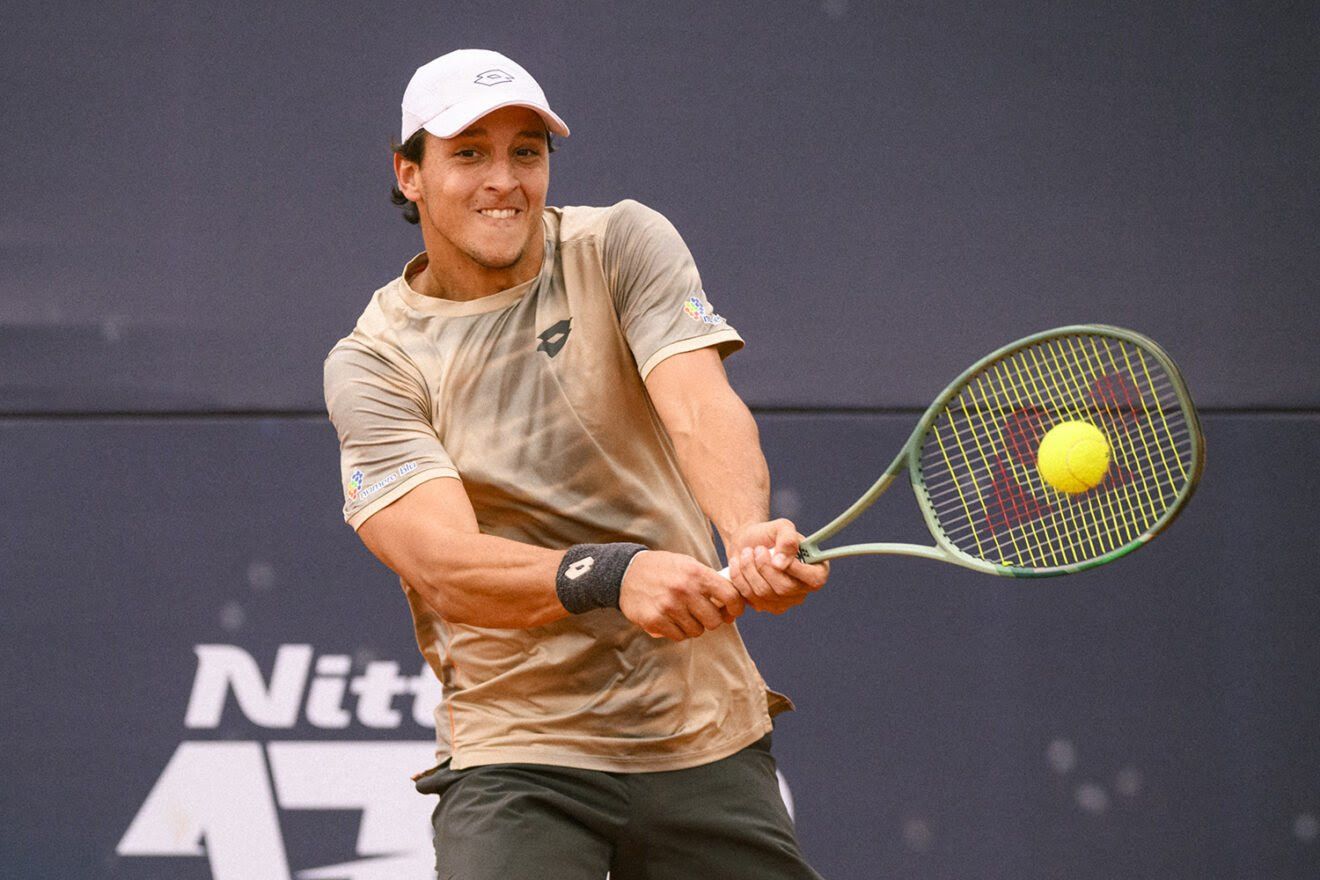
left=1037, top=421, right=1110, bottom=493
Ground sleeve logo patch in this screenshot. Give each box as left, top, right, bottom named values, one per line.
left=682, top=292, right=726, bottom=326
left=346, top=462, right=419, bottom=504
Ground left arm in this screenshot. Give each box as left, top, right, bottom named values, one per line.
left=645, top=347, right=829, bottom=614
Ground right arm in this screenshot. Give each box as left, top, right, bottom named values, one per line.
left=356, top=477, right=741, bottom=639
left=327, top=342, right=738, bottom=640
left=357, top=477, right=567, bottom=629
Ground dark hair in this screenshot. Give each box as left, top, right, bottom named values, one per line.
left=390, top=129, right=557, bottom=225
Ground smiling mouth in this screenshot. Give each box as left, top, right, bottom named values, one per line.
left=478, top=208, right=520, bottom=219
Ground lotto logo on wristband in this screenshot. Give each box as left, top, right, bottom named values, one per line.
left=564, top=557, right=595, bottom=580
left=555, top=543, right=646, bottom=614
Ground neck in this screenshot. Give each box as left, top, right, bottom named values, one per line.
left=412, top=228, right=545, bottom=302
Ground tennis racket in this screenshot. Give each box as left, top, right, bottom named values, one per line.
left=727, top=325, right=1203, bottom=578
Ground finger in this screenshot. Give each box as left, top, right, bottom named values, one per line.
left=754, top=545, right=803, bottom=598
left=729, top=545, right=757, bottom=595
left=778, top=556, right=830, bottom=589
left=751, top=549, right=815, bottom=615
left=703, top=572, right=746, bottom=619
left=727, top=548, right=748, bottom=597
left=707, top=597, right=734, bottom=624
left=762, top=547, right=825, bottom=587
left=670, top=607, right=707, bottom=638
left=685, top=591, right=726, bottom=631
left=739, top=546, right=776, bottom=609
left=645, top=619, right=687, bottom=642
left=770, top=524, right=803, bottom=570
left=707, top=562, right=749, bottom=617
left=708, top=596, right=736, bottom=624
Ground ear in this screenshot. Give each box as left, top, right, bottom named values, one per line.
left=394, top=150, right=422, bottom=203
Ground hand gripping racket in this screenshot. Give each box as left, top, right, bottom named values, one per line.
left=731, top=325, right=1204, bottom=578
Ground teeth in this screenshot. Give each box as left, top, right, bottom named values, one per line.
left=480, top=208, right=517, bottom=219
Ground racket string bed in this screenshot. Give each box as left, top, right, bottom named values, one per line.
left=914, top=332, right=1197, bottom=572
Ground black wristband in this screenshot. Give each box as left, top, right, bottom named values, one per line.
left=555, top=542, right=647, bottom=614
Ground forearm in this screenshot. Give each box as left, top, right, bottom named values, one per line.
left=664, top=383, right=770, bottom=549
left=398, top=524, right=735, bottom=643
left=358, top=479, right=682, bottom=632
left=645, top=350, right=829, bottom=613
left=426, top=535, right=572, bottom=628
left=388, top=527, right=569, bottom=630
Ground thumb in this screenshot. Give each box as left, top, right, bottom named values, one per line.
left=771, top=524, right=802, bottom=570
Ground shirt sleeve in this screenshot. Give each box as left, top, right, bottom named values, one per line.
left=323, top=342, right=460, bottom=530
left=601, top=200, right=744, bottom=379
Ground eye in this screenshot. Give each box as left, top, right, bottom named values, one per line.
left=453, top=148, right=480, bottom=159
left=515, top=146, right=542, bottom=158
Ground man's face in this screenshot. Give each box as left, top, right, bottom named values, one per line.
left=398, top=106, right=551, bottom=283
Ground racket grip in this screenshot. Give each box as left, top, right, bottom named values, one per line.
left=711, top=565, right=733, bottom=611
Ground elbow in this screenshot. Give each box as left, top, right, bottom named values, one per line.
left=409, top=566, right=466, bottom=623
left=402, top=529, right=484, bottom=624
left=408, top=567, right=566, bottom=631
left=396, top=542, right=465, bottom=622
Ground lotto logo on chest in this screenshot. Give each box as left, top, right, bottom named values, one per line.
left=536, top=318, right=572, bottom=358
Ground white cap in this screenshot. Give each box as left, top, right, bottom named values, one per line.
left=400, top=49, right=570, bottom=142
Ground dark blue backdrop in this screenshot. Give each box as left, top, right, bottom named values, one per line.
left=3, top=1, right=1317, bottom=878
left=2, top=0, right=1316, bottom=411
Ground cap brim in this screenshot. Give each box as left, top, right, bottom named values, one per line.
left=420, top=99, right=570, bottom=139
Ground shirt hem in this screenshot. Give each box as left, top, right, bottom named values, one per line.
left=443, top=716, right=774, bottom=774
left=638, top=329, right=745, bottom=380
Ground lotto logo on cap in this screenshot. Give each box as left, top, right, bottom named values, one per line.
left=473, top=69, right=515, bottom=86
left=401, top=49, right=570, bottom=142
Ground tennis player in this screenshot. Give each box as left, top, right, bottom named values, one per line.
left=324, top=49, right=829, bottom=879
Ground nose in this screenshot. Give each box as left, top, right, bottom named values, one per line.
left=483, top=156, right=519, bottom=194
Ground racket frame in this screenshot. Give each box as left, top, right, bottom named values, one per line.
left=795, top=325, right=1204, bottom=577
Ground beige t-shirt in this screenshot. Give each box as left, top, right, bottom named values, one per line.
left=324, top=200, right=786, bottom=772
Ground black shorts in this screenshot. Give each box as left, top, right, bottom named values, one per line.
left=414, top=734, right=825, bottom=880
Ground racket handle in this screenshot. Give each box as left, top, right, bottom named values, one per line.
left=710, top=565, right=732, bottom=610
